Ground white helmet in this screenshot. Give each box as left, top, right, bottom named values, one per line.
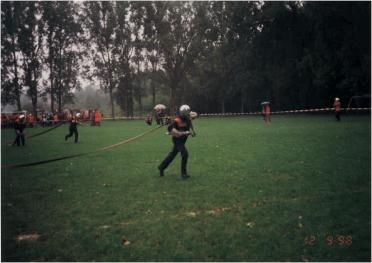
left=19, top=114, right=25, bottom=119
left=179, top=105, right=191, bottom=116
left=335, top=97, right=340, bottom=101
left=76, top=113, right=81, bottom=118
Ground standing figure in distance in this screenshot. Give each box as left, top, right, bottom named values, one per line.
left=261, top=101, right=271, bottom=124
left=333, top=97, right=341, bottom=121
left=14, top=114, right=26, bottom=146
left=94, top=109, right=102, bottom=126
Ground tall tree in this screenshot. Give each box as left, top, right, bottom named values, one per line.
left=114, top=1, right=136, bottom=117
left=143, top=2, right=166, bottom=106
left=42, top=2, right=84, bottom=112
left=154, top=2, right=207, bottom=110
left=18, top=2, right=44, bottom=117
left=84, top=1, right=118, bottom=119
left=1, top=1, right=23, bottom=110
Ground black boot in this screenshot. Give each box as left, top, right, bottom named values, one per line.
left=158, top=166, right=165, bottom=177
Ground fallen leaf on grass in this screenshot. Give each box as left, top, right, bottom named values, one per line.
left=186, top=212, right=197, bottom=217
left=206, top=207, right=230, bottom=215
left=120, top=221, right=136, bottom=226
left=58, top=189, right=63, bottom=192
left=98, top=225, right=110, bottom=229
left=16, top=233, right=40, bottom=241
left=246, top=222, right=256, bottom=228
left=122, top=236, right=130, bottom=246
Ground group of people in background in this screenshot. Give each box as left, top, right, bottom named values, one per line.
left=5, top=108, right=103, bottom=146
left=1, top=108, right=102, bottom=129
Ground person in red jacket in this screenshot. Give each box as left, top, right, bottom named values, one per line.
left=333, top=97, right=341, bottom=121
left=261, top=102, right=271, bottom=124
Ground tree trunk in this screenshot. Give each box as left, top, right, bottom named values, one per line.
left=12, top=36, right=21, bottom=111
left=31, top=76, right=38, bottom=119
left=240, top=97, right=244, bottom=113
left=138, top=94, right=142, bottom=113
left=129, top=87, right=133, bottom=117
left=109, top=87, right=115, bottom=120
left=14, top=75, right=21, bottom=111
left=169, top=76, right=178, bottom=114
left=57, top=48, right=63, bottom=113
left=57, top=79, right=62, bottom=113
left=49, top=33, right=54, bottom=112
left=170, top=86, right=175, bottom=114
left=50, top=73, right=54, bottom=112
left=152, top=80, right=156, bottom=106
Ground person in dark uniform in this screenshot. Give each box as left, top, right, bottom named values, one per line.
left=145, top=115, right=153, bottom=126
left=65, top=113, right=80, bottom=143
left=155, top=109, right=165, bottom=125
left=14, top=114, right=26, bottom=146
left=158, top=105, right=196, bottom=179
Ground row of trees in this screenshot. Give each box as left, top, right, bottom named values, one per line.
left=2, top=1, right=370, bottom=117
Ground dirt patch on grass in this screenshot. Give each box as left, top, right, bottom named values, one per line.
left=16, top=233, right=40, bottom=241
left=272, top=173, right=292, bottom=181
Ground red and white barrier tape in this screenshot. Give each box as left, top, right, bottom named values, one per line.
left=97, top=107, right=370, bottom=120
left=199, top=107, right=371, bottom=117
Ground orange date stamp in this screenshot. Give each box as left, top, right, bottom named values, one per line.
left=304, top=235, right=352, bottom=246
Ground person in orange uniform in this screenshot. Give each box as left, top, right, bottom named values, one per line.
left=333, top=97, right=341, bottom=121
left=262, top=102, right=271, bottom=124
left=94, top=110, right=102, bottom=126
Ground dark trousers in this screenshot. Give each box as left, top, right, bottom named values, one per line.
left=65, top=127, right=78, bottom=142
left=15, top=133, right=25, bottom=146
left=155, top=116, right=163, bottom=125
left=159, top=143, right=189, bottom=175
left=335, top=111, right=340, bottom=121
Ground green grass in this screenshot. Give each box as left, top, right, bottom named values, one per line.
left=2, top=115, right=371, bottom=261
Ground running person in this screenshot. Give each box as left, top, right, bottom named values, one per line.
left=158, top=105, right=196, bottom=179
left=65, top=113, right=80, bottom=143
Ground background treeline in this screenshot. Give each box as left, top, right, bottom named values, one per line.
left=1, top=1, right=370, bottom=117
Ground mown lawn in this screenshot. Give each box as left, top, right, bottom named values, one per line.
left=1, top=115, right=371, bottom=261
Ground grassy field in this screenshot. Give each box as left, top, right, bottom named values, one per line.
left=1, top=115, right=371, bottom=261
